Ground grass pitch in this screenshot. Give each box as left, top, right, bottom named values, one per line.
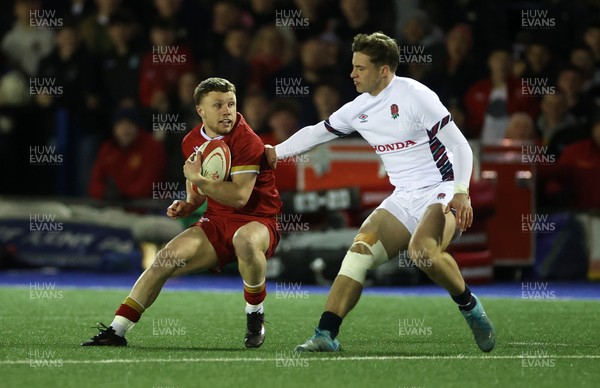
left=0, top=286, right=598, bottom=388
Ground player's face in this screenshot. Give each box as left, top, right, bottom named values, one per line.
left=350, top=52, right=387, bottom=96
left=196, top=91, right=237, bottom=137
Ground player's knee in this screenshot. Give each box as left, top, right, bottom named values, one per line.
left=408, top=237, right=440, bottom=269
left=339, top=233, right=389, bottom=284
left=233, top=230, right=263, bottom=258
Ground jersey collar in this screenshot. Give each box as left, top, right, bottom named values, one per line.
left=198, top=113, right=242, bottom=140
left=199, top=125, right=224, bottom=141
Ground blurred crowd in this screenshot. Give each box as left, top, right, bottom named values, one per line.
left=0, top=0, right=599, bottom=210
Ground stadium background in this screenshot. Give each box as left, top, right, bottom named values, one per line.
left=0, top=1, right=599, bottom=387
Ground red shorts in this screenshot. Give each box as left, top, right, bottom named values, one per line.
left=191, top=214, right=280, bottom=272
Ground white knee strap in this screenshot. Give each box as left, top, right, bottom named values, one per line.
left=338, top=240, right=389, bottom=285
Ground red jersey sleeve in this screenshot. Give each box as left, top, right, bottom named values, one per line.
left=229, top=132, right=264, bottom=176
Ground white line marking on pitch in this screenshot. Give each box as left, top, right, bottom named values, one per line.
left=2, top=355, right=600, bottom=365
left=507, top=342, right=586, bottom=347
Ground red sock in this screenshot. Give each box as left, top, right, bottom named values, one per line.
left=114, top=296, right=145, bottom=322
left=244, top=281, right=266, bottom=305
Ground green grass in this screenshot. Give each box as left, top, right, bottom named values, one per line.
left=0, top=287, right=598, bottom=388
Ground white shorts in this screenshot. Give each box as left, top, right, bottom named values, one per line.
left=376, top=182, right=454, bottom=235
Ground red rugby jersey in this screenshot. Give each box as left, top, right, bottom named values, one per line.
left=181, top=113, right=282, bottom=217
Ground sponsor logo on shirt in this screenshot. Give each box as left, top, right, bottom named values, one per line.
left=372, top=140, right=416, bottom=154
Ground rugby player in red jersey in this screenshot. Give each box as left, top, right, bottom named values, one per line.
left=82, top=78, right=282, bottom=348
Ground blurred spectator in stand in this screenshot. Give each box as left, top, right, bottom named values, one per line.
left=292, top=0, right=335, bottom=42
left=396, top=10, right=444, bottom=81
left=311, top=82, right=341, bottom=122
left=422, top=23, right=482, bottom=106
left=335, top=0, right=388, bottom=71
left=556, top=66, right=590, bottom=123
left=242, top=90, right=270, bottom=134
left=63, top=0, right=94, bottom=24
left=570, top=46, right=600, bottom=92
left=36, top=22, right=98, bottom=112
left=249, top=0, right=276, bottom=27
left=1, top=0, right=54, bottom=77
left=583, top=23, right=600, bottom=66
left=547, top=117, right=600, bottom=210
left=138, top=19, right=196, bottom=111
left=259, top=102, right=301, bottom=192
left=36, top=21, right=102, bottom=194
left=101, top=9, right=140, bottom=108
left=336, top=0, right=378, bottom=42
left=247, top=25, right=295, bottom=90
left=465, top=49, right=538, bottom=142
left=515, top=42, right=558, bottom=86
left=268, top=36, right=341, bottom=112
left=200, top=0, right=247, bottom=73
left=447, top=99, right=467, bottom=132
left=503, top=112, right=537, bottom=142
left=88, top=108, right=165, bottom=200
left=157, top=71, right=200, bottom=183
left=0, top=65, right=29, bottom=106
left=152, top=0, right=191, bottom=43
left=537, top=91, right=580, bottom=146
left=79, top=0, right=122, bottom=56
left=214, top=27, right=251, bottom=101
left=452, top=0, right=509, bottom=56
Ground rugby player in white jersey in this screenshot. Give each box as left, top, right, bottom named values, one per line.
left=265, top=32, right=496, bottom=353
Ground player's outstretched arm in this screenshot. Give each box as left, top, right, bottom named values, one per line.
left=436, top=121, right=474, bottom=231
left=265, top=121, right=338, bottom=169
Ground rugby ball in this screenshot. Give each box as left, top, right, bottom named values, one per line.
left=191, top=140, right=231, bottom=195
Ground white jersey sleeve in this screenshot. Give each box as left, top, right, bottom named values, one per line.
left=274, top=101, right=358, bottom=159
left=274, top=121, right=338, bottom=159
left=324, top=100, right=358, bottom=137
left=436, top=121, right=473, bottom=192
left=407, top=84, right=472, bottom=192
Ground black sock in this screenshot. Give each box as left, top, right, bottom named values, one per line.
left=318, top=311, right=343, bottom=339
left=451, top=285, right=477, bottom=311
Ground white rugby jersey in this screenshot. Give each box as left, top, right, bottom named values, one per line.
left=276, top=76, right=472, bottom=191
